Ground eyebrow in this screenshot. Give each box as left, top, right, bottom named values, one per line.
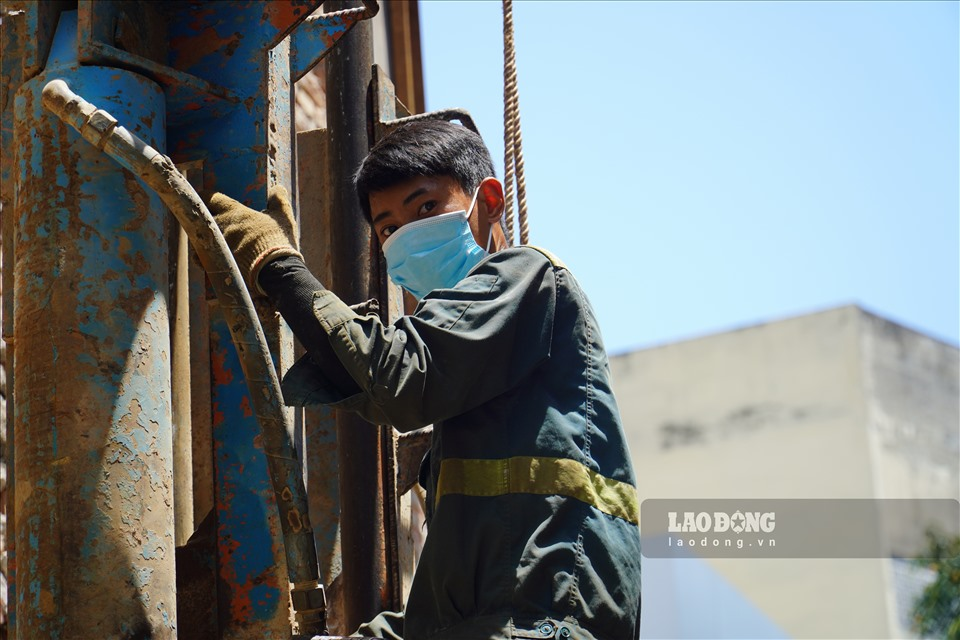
left=402, top=187, right=428, bottom=206
left=372, top=187, right=430, bottom=226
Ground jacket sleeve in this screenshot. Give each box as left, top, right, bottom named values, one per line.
left=282, top=248, right=556, bottom=432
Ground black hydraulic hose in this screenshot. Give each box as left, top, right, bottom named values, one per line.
left=41, top=78, right=327, bottom=634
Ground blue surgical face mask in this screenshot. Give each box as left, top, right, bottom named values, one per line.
left=382, top=187, right=493, bottom=300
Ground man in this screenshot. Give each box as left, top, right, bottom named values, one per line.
left=207, top=120, right=641, bottom=639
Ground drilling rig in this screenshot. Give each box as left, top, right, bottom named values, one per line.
left=0, top=1, right=440, bottom=637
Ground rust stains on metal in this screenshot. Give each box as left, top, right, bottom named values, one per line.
left=209, top=312, right=290, bottom=637
left=287, top=508, right=304, bottom=533
left=13, top=61, right=175, bottom=637
left=169, top=27, right=244, bottom=72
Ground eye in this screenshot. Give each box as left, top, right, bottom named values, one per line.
left=381, top=224, right=399, bottom=239
left=417, top=200, right=436, bottom=217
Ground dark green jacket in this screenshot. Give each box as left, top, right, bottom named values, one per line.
left=284, top=246, right=641, bottom=640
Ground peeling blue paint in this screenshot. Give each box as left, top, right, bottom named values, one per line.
left=141, top=530, right=165, bottom=561
left=249, top=581, right=281, bottom=614
left=9, top=2, right=351, bottom=635
left=146, top=466, right=163, bottom=491
left=133, top=567, right=154, bottom=589
left=210, top=309, right=287, bottom=624
left=13, top=17, right=175, bottom=633
left=75, top=352, right=98, bottom=368
left=117, top=480, right=137, bottom=500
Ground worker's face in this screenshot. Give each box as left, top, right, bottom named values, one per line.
left=369, top=175, right=507, bottom=252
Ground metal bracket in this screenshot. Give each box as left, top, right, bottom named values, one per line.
left=372, top=64, right=479, bottom=143
left=290, top=0, right=379, bottom=82
left=74, top=1, right=240, bottom=128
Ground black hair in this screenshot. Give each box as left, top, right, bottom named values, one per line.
left=354, top=119, right=496, bottom=220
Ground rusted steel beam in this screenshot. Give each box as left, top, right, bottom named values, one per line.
left=0, top=7, right=21, bottom=634
left=12, top=12, right=176, bottom=638
left=41, top=68, right=334, bottom=635
left=208, top=307, right=290, bottom=639
left=8, top=0, right=70, bottom=79
left=271, top=21, right=329, bottom=640
left=262, top=0, right=326, bottom=49
left=174, top=162, right=216, bottom=533
left=1, top=333, right=12, bottom=638
left=296, top=126, right=347, bottom=632
left=173, top=223, right=195, bottom=547
left=163, top=3, right=326, bottom=633
left=189, top=247, right=214, bottom=527
left=2, top=1, right=28, bottom=215
left=384, top=0, right=423, bottom=115
left=324, top=1, right=394, bottom=630
left=75, top=0, right=239, bottom=130
left=370, top=63, right=426, bottom=611
left=2, top=336, right=12, bottom=640
left=289, top=1, right=379, bottom=82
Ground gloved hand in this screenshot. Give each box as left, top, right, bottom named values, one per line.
left=205, top=186, right=303, bottom=295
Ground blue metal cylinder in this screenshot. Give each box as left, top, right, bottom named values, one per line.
left=11, top=12, right=175, bottom=639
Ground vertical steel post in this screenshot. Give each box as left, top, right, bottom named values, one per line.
left=2, top=235, right=14, bottom=640
left=324, top=0, right=389, bottom=630
left=172, top=224, right=194, bottom=547
left=11, top=10, right=175, bottom=638
left=1, top=6, right=30, bottom=635
left=3, top=175, right=16, bottom=640
left=189, top=249, right=214, bottom=529
left=297, top=126, right=350, bottom=632
left=207, top=304, right=288, bottom=639
left=165, top=5, right=315, bottom=635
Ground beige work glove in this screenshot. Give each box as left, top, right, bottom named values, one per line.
left=205, top=186, right=303, bottom=295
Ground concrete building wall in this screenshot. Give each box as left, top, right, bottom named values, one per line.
left=610, top=305, right=959, bottom=639
left=860, top=312, right=960, bottom=551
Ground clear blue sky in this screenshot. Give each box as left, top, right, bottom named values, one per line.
left=419, top=1, right=959, bottom=356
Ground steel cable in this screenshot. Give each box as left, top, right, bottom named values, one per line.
left=503, top=0, right=529, bottom=245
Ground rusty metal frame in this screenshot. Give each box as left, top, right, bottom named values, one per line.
left=2, top=1, right=385, bottom=636
left=290, top=1, right=379, bottom=82
left=73, top=0, right=238, bottom=128
left=372, top=65, right=479, bottom=141
left=323, top=2, right=391, bottom=629
left=12, top=12, right=177, bottom=635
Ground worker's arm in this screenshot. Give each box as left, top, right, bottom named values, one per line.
left=204, top=189, right=556, bottom=431
left=204, top=188, right=362, bottom=398
left=257, top=256, right=361, bottom=398
left=287, top=247, right=557, bottom=432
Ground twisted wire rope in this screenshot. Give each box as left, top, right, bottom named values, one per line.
left=503, top=0, right=529, bottom=245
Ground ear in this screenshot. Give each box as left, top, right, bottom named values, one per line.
left=477, top=177, right=505, bottom=223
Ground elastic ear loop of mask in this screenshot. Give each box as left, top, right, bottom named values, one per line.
left=460, top=185, right=494, bottom=253
left=467, top=180, right=497, bottom=253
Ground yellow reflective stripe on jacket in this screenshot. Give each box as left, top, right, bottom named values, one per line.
left=435, top=456, right=639, bottom=525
